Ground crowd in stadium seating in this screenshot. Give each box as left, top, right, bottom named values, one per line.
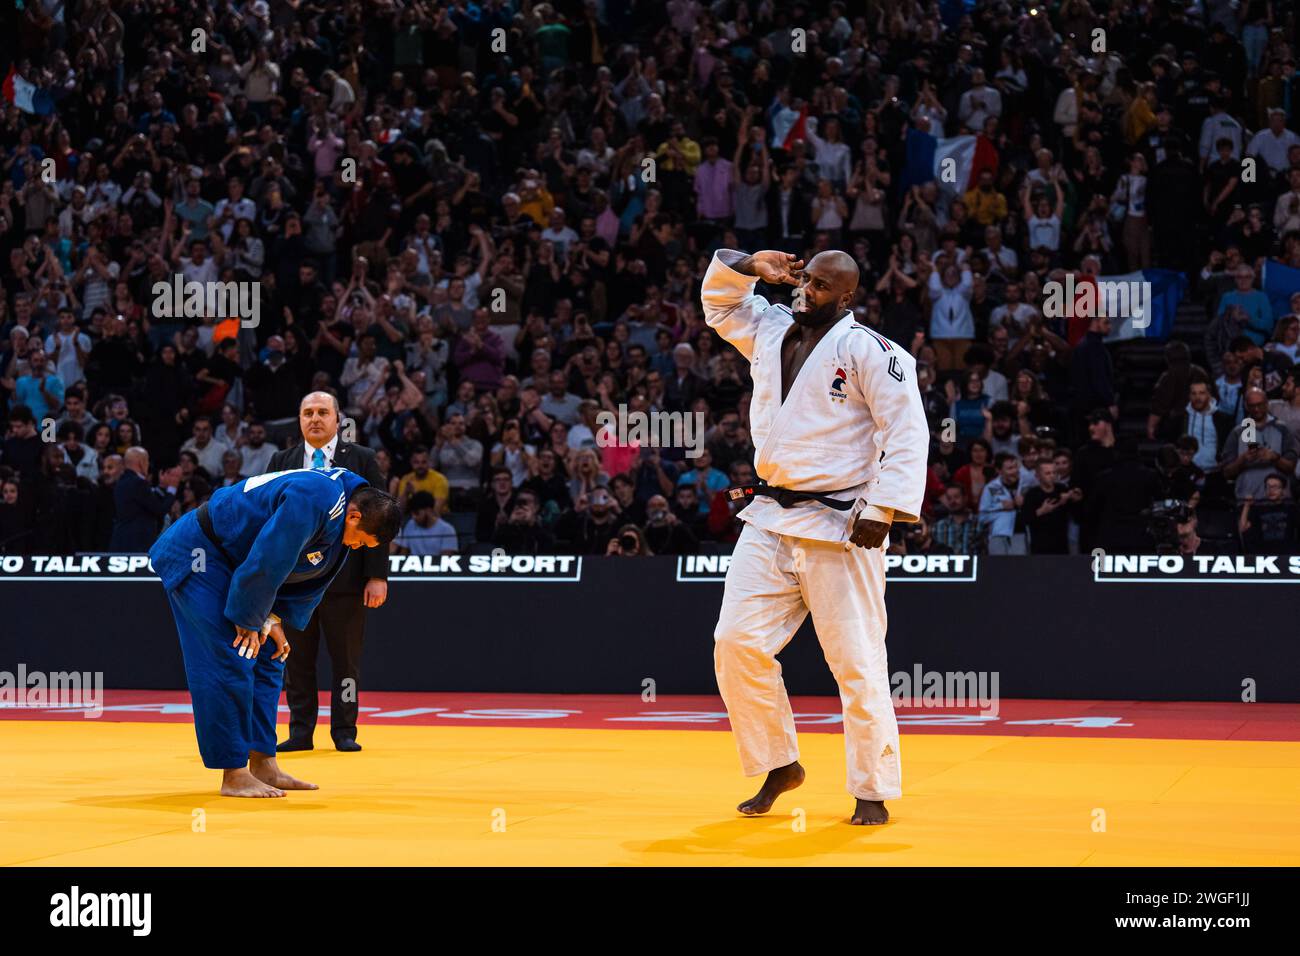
left=4, top=0, right=1300, bottom=558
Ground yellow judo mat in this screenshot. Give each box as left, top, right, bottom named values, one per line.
left=2, top=720, right=1298, bottom=866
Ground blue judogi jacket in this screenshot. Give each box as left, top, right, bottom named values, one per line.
left=149, top=468, right=370, bottom=631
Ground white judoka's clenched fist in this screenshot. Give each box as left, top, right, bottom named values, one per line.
left=848, top=517, right=892, bottom=549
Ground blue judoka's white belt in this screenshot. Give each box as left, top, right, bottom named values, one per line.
left=726, top=482, right=857, bottom=512
left=195, top=503, right=237, bottom=566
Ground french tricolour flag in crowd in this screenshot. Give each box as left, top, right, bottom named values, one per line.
left=900, top=128, right=998, bottom=197
left=901, top=127, right=1187, bottom=344
left=1260, top=259, right=1300, bottom=320
left=3, top=66, right=54, bottom=116
left=1060, top=271, right=1188, bottom=345
left=770, top=103, right=808, bottom=150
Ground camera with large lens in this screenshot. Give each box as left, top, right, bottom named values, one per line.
left=1142, top=498, right=1190, bottom=553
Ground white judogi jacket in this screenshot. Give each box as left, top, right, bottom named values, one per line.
left=702, top=250, right=930, bottom=544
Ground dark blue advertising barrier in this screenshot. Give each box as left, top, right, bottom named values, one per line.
left=1, top=552, right=1298, bottom=701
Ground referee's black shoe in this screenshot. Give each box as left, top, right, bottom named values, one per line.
left=334, top=737, right=362, bottom=752
left=277, top=737, right=314, bottom=752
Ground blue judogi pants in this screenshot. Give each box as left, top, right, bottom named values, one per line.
left=164, top=556, right=285, bottom=769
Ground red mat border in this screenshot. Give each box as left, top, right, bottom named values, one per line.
left=2, top=691, right=1298, bottom=741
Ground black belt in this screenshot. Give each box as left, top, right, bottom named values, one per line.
left=195, top=503, right=237, bottom=566
left=726, top=482, right=858, bottom=512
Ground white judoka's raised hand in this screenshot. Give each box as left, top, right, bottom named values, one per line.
left=702, top=249, right=804, bottom=360
left=730, top=250, right=805, bottom=286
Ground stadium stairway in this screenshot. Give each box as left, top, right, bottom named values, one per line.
left=446, top=512, right=478, bottom=550
left=1115, top=300, right=1210, bottom=452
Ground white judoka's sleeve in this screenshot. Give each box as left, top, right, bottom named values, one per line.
left=859, top=344, right=930, bottom=523
left=701, top=249, right=772, bottom=361
left=862, top=504, right=894, bottom=523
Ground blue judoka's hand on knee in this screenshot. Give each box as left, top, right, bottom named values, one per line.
left=233, top=626, right=264, bottom=659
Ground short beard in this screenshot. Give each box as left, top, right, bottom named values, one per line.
left=792, top=298, right=842, bottom=328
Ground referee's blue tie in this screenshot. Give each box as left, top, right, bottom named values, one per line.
left=312, top=448, right=326, bottom=470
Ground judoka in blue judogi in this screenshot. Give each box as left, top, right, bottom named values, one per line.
left=149, top=467, right=400, bottom=797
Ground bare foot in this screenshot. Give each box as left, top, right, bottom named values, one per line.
left=221, top=767, right=285, bottom=798
left=850, top=799, right=889, bottom=825
left=737, top=761, right=805, bottom=815
left=249, top=751, right=319, bottom=791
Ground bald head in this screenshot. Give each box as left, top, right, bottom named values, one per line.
left=806, top=251, right=860, bottom=295
left=124, top=446, right=150, bottom=477
left=1245, top=387, right=1270, bottom=422
left=300, top=390, right=337, bottom=413
left=300, top=390, right=341, bottom=447
left=795, top=251, right=860, bottom=327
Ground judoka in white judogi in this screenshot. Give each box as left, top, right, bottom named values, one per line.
left=702, top=248, right=929, bottom=816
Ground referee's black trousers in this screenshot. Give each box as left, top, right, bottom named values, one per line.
left=282, top=592, right=366, bottom=744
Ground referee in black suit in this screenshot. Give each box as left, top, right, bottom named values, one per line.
left=264, top=390, right=390, bottom=752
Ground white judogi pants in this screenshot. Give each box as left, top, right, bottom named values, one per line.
left=713, top=522, right=901, bottom=801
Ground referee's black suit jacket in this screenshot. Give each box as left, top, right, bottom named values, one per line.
left=265, top=441, right=389, bottom=589
left=264, top=441, right=389, bottom=743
